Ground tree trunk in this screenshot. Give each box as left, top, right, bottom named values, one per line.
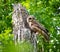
left=12, top=3, right=37, bottom=52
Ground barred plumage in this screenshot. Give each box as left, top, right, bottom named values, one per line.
left=27, top=15, right=50, bottom=41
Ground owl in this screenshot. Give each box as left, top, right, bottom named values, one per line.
left=27, top=15, right=50, bottom=41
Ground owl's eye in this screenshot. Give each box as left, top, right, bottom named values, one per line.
left=29, top=18, right=32, bottom=20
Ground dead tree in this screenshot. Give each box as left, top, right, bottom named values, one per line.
left=12, top=3, right=37, bottom=52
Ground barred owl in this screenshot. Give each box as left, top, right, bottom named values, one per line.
left=27, top=15, right=50, bottom=41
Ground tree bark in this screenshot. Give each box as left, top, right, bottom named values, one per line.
left=12, top=3, right=37, bottom=52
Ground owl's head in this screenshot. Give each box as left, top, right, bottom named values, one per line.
left=27, top=15, right=35, bottom=22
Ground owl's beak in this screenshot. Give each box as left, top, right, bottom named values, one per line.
left=30, top=19, right=33, bottom=22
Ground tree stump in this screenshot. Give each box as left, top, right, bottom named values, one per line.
left=12, top=3, right=37, bottom=52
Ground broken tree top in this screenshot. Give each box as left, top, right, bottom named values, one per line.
left=12, top=3, right=32, bottom=42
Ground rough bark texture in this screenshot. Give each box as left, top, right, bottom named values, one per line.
left=12, top=3, right=37, bottom=52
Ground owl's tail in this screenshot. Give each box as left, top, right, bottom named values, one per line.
left=41, top=31, right=50, bottom=42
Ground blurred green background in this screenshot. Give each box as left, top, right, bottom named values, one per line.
left=0, top=0, right=60, bottom=52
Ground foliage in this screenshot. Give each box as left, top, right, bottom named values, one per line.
left=0, top=0, right=60, bottom=52
left=1, top=41, right=33, bottom=52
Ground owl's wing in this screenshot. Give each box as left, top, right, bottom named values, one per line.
left=32, top=20, right=49, bottom=41
left=32, top=20, right=48, bottom=33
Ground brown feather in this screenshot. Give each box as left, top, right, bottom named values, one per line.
left=31, top=20, right=49, bottom=41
